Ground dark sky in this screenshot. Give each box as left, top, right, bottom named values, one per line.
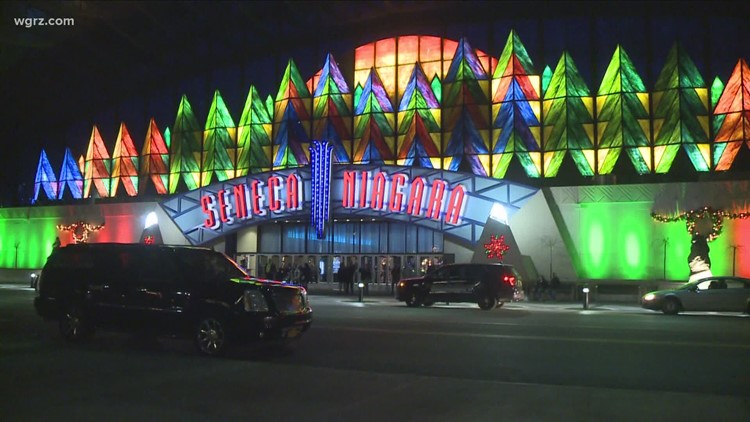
left=1, top=1, right=749, bottom=206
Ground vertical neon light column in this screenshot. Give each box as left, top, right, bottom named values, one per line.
left=33, top=149, right=58, bottom=202
left=237, top=85, right=273, bottom=176
left=202, top=90, right=237, bottom=186
left=310, top=140, right=333, bottom=239
left=542, top=52, right=595, bottom=177
left=140, top=118, right=169, bottom=195
left=596, top=45, right=651, bottom=175
left=273, top=59, right=312, bottom=169
left=83, top=125, right=112, bottom=198
left=442, top=37, right=491, bottom=176
left=312, top=53, right=353, bottom=164
left=652, top=43, right=710, bottom=173
left=111, top=123, right=139, bottom=196
left=713, top=59, right=750, bottom=171
left=396, top=63, right=441, bottom=168
left=491, top=30, right=542, bottom=178
left=169, top=95, right=202, bottom=193
left=353, top=68, right=396, bottom=165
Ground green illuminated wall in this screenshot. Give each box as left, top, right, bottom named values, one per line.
left=0, top=216, right=59, bottom=269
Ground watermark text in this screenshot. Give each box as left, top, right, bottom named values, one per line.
left=14, top=17, right=75, bottom=28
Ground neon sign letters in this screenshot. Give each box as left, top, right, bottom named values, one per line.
left=201, top=173, right=303, bottom=229
left=200, top=170, right=468, bottom=232
left=341, top=171, right=467, bottom=224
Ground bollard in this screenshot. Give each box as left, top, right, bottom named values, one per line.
left=358, top=282, right=365, bottom=302
left=582, top=285, right=590, bottom=309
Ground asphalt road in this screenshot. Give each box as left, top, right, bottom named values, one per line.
left=1, top=284, right=749, bottom=421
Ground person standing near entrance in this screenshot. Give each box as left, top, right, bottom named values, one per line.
left=390, top=264, right=401, bottom=294
left=550, top=272, right=560, bottom=301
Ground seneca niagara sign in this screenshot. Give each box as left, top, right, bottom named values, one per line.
left=160, top=165, right=538, bottom=246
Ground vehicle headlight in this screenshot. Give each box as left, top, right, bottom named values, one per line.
left=242, top=289, right=269, bottom=312
left=643, top=293, right=656, bottom=301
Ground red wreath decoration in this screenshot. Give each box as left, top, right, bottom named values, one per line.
left=484, top=234, right=510, bottom=261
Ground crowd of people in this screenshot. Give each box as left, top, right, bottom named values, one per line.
left=263, top=260, right=316, bottom=288
left=531, top=272, right=561, bottom=301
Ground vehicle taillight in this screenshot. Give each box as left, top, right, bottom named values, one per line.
left=503, top=275, right=515, bottom=286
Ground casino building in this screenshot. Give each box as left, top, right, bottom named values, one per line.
left=2, top=32, right=749, bottom=283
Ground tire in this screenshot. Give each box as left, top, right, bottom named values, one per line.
left=59, top=304, right=94, bottom=342
left=194, top=316, right=228, bottom=357
left=405, top=292, right=423, bottom=307
left=661, top=297, right=681, bottom=315
left=478, top=293, right=498, bottom=310
left=422, top=299, right=434, bottom=307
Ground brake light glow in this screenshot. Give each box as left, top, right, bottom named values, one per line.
left=503, top=275, right=516, bottom=286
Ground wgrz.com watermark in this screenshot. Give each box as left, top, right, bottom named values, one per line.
left=14, top=17, right=75, bottom=28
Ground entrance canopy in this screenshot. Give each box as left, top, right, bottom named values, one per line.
left=159, top=165, right=539, bottom=246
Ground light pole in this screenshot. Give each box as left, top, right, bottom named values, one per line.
left=14, top=241, right=20, bottom=269
left=730, top=244, right=741, bottom=276
left=662, top=237, right=669, bottom=280
left=541, top=237, right=558, bottom=279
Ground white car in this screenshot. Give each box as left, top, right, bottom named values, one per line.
left=642, top=276, right=750, bottom=315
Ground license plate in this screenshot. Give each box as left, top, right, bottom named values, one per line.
left=284, top=328, right=301, bottom=339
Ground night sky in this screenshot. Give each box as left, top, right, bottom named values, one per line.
left=1, top=1, right=748, bottom=206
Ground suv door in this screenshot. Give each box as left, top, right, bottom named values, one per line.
left=92, top=248, right=133, bottom=326
left=445, top=265, right=470, bottom=297
left=427, top=266, right=452, bottom=297
left=130, top=249, right=182, bottom=329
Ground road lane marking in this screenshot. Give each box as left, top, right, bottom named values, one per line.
left=314, top=325, right=750, bottom=349
left=0, top=285, right=34, bottom=291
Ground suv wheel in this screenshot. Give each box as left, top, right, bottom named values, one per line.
left=194, top=316, right=228, bottom=357
left=478, top=293, right=498, bottom=310
left=59, top=304, right=94, bottom=342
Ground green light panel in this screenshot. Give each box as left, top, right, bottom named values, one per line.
left=202, top=90, right=237, bottom=186
left=396, top=63, right=442, bottom=168
left=491, top=30, right=542, bottom=178
left=596, top=45, right=651, bottom=175
left=139, top=118, right=169, bottom=195
left=111, top=123, right=139, bottom=196
left=83, top=125, right=112, bottom=198
left=0, top=209, right=59, bottom=269
left=312, top=54, right=353, bottom=164
left=273, top=59, right=312, bottom=168
left=353, top=68, right=396, bottom=165
left=442, top=37, right=491, bottom=176
left=713, top=59, right=750, bottom=171
left=579, top=202, right=652, bottom=280
left=237, top=85, right=273, bottom=175
left=652, top=44, right=710, bottom=173
left=542, top=52, right=595, bottom=177
left=168, top=95, right=202, bottom=193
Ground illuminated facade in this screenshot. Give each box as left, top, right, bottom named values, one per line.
left=2, top=33, right=749, bottom=282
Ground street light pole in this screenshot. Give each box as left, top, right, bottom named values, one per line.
left=662, top=237, right=668, bottom=280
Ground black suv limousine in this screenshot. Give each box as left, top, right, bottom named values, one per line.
left=395, top=263, right=523, bottom=310
left=34, top=243, right=312, bottom=356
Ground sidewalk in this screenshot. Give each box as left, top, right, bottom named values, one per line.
left=304, top=282, right=645, bottom=312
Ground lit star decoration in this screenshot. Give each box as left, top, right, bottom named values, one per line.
left=484, top=234, right=510, bottom=261
left=56, top=220, right=104, bottom=244
left=651, top=207, right=750, bottom=242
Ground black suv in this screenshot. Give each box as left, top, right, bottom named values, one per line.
left=34, top=243, right=312, bottom=356
left=395, top=263, right=523, bottom=310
